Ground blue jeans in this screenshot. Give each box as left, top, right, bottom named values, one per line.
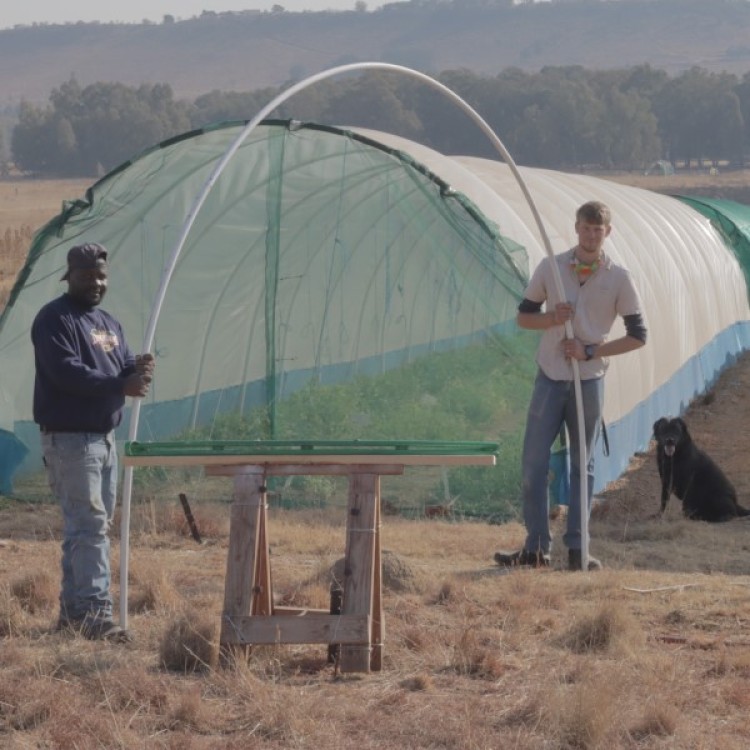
left=520, top=370, right=603, bottom=555
left=42, top=431, right=118, bottom=622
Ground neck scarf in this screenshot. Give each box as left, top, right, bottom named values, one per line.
left=572, top=256, right=600, bottom=280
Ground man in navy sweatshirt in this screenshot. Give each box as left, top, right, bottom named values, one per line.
left=32, top=242, right=154, bottom=642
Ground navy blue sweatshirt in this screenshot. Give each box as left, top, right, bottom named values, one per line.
left=32, top=294, right=137, bottom=433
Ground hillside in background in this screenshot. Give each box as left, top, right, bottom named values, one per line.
left=1, top=0, right=750, bottom=110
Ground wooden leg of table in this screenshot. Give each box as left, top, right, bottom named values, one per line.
left=220, top=469, right=271, bottom=658
left=370, top=488, right=383, bottom=671
left=253, top=498, right=273, bottom=617
left=339, top=473, right=378, bottom=673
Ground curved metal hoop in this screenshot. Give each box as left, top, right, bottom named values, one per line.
left=119, top=61, right=588, bottom=627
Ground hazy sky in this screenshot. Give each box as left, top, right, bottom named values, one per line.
left=1, top=1, right=386, bottom=30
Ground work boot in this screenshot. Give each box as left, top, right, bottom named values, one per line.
left=494, top=549, right=550, bottom=568
left=80, top=615, right=134, bottom=643
left=568, top=549, right=603, bottom=571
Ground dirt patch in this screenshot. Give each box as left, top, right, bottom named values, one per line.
left=597, top=350, right=750, bottom=517
left=587, top=350, right=750, bottom=576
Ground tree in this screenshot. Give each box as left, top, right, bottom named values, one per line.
left=191, top=87, right=279, bottom=128
left=517, top=69, right=604, bottom=168
left=712, top=90, right=744, bottom=167
left=320, top=73, right=422, bottom=139
left=655, top=67, right=742, bottom=167
left=734, top=72, right=750, bottom=164
left=12, top=100, right=53, bottom=173
left=411, top=69, right=495, bottom=157
left=598, top=87, right=660, bottom=170
left=12, top=78, right=191, bottom=176
left=52, top=117, right=78, bottom=174
left=621, top=64, right=669, bottom=103
left=11, top=63, right=749, bottom=177
left=0, top=127, right=7, bottom=176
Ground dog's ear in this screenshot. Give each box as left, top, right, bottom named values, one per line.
left=675, top=417, right=689, bottom=436
left=653, top=417, right=668, bottom=437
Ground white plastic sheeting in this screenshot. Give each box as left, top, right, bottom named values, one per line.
left=352, top=128, right=750, bottom=488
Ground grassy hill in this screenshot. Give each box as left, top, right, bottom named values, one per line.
left=1, top=0, right=750, bottom=109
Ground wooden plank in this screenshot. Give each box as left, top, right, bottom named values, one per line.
left=252, top=489, right=273, bottom=617
left=123, top=453, right=496, bottom=468
left=220, top=613, right=370, bottom=645
left=220, top=471, right=266, bottom=648
left=206, top=463, right=405, bottom=477
left=370, top=491, right=383, bottom=672
left=272, top=606, right=329, bottom=616
left=339, top=473, right=378, bottom=673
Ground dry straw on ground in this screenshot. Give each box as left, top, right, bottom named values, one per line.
left=0, top=178, right=90, bottom=308
left=3, top=485, right=750, bottom=748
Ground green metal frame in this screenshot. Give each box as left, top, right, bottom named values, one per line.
left=125, top=439, right=499, bottom=457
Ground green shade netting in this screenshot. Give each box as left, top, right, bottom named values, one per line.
left=0, top=121, right=534, bottom=503
left=675, top=195, right=750, bottom=298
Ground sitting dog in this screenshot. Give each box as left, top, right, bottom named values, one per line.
left=653, top=416, right=750, bottom=522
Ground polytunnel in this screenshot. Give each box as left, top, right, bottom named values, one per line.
left=1, top=119, right=749, bottom=516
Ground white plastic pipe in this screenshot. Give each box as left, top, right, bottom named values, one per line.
left=119, top=61, right=589, bottom=627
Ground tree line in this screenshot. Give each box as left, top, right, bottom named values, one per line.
left=8, top=64, right=750, bottom=178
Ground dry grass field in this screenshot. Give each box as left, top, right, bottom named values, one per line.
left=0, top=179, right=91, bottom=309
left=603, top=168, right=750, bottom=205
left=2, top=175, right=750, bottom=749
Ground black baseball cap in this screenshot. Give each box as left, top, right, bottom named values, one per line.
left=62, top=242, right=108, bottom=281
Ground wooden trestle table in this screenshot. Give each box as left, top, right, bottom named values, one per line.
left=123, top=440, right=498, bottom=673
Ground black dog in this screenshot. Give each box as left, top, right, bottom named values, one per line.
left=653, top=417, right=750, bottom=522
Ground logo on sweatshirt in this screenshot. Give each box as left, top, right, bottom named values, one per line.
left=90, top=328, right=119, bottom=353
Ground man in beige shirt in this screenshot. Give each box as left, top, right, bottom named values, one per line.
left=495, top=201, right=647, bottom=571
